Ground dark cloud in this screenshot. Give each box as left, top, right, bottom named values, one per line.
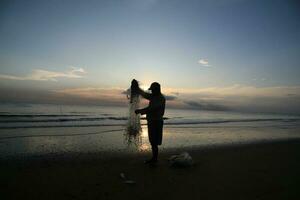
left=164, top=91, right=179, bottom=101
left=184, top=100, right=229, bottom=111
left=0, top=88, right=127, bottom=107
left=164, top=95, right=177, bottom=101
left=121, top=90, right=129, bottom=95
left=171, top=92, right=180, bottom=96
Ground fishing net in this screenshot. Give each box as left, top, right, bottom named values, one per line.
left=124, top=79, right=142, bottom=146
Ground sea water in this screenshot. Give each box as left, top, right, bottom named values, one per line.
left=0, top=103, right=300, bottom=158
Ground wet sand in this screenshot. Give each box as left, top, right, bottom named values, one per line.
left=1, top=140, right=300, bottom=200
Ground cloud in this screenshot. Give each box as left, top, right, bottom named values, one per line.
left=165, top=95, right=178, bottom=101
left=165, top=91, right=179, bottom=101
left=184, top=100, right=229, bottom=111
left=121, top=88, right=178, bottom=101
left=168, top=85, right=300, bottom=98
left=0, top=84, right=299, bottom=114
left=121, top=90, right=130, bottom=95
left=0, top=87, right=128, bottom=107
left=0, top=66, right=86, bottom=81
left=56, top=87, right=124, bottom=100
left=163, top=85, right=300, bottom=114
left=198, top=59, right=210, bottom=67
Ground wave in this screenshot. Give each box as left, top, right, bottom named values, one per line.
left=0, top=114, right=86, bottom=118
left=165, top=118, right=300, bottom=125
left=0, top=123, right=128, bottom=129
left=0, top=117, right=128, bottom=123
left=0, top=129, right=124, bottom=140
left=0, top=118, right=299, bottom=129
left=0, top=116, right=169, bottom=123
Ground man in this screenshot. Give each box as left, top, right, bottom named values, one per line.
left=135, top=82, right=166, bottom=164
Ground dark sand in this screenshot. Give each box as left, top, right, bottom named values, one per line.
left=1, top=140, right=300, bottom=200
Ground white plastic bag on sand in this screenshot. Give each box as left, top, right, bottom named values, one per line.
left=119, top=172, right=136, bottom=185
left=168, top=152, right=193, bottom=167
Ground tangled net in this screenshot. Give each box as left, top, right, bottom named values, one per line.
left=124, top=79, right=142, bottom=147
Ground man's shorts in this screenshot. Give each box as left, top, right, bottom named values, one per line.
left=147, top=120, right=163, bottom=145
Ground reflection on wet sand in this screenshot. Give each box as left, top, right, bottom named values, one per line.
left=137, top=126, right=151, bottom=152
left=124, top=124, right=151, bottom=152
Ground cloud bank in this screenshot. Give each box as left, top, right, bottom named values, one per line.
left=0, top=85, right=299, bottom=114
left=165, top=85, right=300, bottom=114
left=0, top=67, right=86, bottom=81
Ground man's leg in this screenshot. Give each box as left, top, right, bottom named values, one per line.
left=145, top=144, right=158, bottom=164
left=145, top=122, right=159, bottom=164
left=151, top=144, right=158, bottom=162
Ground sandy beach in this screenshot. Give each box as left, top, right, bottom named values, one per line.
left=2, top=139, right=300, bottom=200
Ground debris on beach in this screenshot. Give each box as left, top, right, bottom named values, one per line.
left=120, top=172, right=126, bottom=180
left=119, top=172, right=136, bottom=185
left=124, top=180, right=136, bottom=184
left=168, top=152, right=193, bottom=168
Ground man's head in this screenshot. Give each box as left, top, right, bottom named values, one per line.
left=149, top=82, right=161, bottom=95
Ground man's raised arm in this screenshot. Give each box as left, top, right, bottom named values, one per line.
left=139, top=88, right=151, bottom=100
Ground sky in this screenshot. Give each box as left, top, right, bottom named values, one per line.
left=0, top=0, right=300, bottom=114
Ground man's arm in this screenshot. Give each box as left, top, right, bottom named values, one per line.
left=138, top=88, right=151, bottom=100
left=135, top=99, right=163, bottom=115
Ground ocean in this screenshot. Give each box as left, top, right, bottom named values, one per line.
left=0, top=103, right=300, bottom=158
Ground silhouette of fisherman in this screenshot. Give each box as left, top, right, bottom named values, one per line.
left=134, top=80, right=166, bottom=164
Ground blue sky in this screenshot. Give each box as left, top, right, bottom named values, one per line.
left=0, top=0, right=300, bottom=113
